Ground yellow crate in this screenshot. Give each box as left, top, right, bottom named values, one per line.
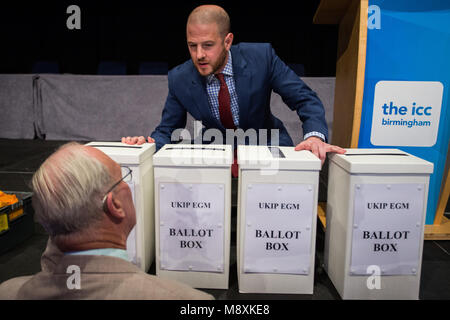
left=0, top=213, right=9, bottom=234
left=8, top=208, right=24, bottom=222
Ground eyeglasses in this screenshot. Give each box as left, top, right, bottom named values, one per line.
left=102, top=166, right=132, bottom=204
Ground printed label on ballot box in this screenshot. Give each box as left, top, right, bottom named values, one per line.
left=159, top=183, right=225, bottom=273
left=243, top=183, right=314, bottom=275
left=350, top=183, right=424, bottom=275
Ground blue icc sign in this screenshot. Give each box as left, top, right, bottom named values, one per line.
left=359, top=0, right=450, bottom=224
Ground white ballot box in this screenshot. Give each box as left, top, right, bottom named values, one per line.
left=237, top=145, right=321, bottom=294
left=324, top=149, right=433, bottom=299
left=153, top=144, right=233, bottom=289
left=85, top=142, right=155, bottom=272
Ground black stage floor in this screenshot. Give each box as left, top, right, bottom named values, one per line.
left=0, top=138, right=449, bottom=300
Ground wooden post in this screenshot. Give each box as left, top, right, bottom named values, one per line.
left=314, top=0, right=368, bottom=230
left=424, top=154, right=450, bottom=240
left=314, top=0, right=368, bottom=149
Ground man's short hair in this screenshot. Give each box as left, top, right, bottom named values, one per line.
left=31, top=142, right=113, bottom=236
left=187, top=5, right=231, bottom=38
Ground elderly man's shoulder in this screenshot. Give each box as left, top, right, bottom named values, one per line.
left=0, top=271, right=214, bottom=300
left=120, top=271, right=214, bottom=300
left=91, top=256, right=214, bottom=300
left=0, top=275, right=33, bottom=299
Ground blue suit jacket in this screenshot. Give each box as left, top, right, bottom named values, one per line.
left=151, top=43, right=328, bottom=150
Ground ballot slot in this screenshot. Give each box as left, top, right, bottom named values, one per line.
left=153, top=144, right=233, bottom=290
left=237, top=145, right=321, bottom=294
left=85, top=141, right=155, bottom=272
left=324, top=148, right=433, bottom=300
left=343, top=153, right=409, bottom=156
left=85, top=144, right=143, bottom=149
left=267, top=146, right=286, bottom=158
left=165, top=147, right=227, bottom=151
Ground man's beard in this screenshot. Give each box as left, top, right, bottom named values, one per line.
left=211, top=49, right=228, bottom=75
left=198, top=49, right=228, bottom=76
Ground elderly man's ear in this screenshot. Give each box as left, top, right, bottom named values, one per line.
left=104, top=193, right=126, bottom=220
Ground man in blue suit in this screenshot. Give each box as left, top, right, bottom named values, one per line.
left=123, top=5, right=345, bottom=163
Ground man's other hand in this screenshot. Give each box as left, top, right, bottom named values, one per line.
left=121, top=136, right=155, bottom=145
left=294, top=136, right=346, bottom=164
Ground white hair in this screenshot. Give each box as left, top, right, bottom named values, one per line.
left=31, top=142, right=113, bottom=236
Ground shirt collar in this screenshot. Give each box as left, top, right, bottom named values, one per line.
left=65, top=248, right=130, bottom=262
left=206, top=51, right=233, bottom=84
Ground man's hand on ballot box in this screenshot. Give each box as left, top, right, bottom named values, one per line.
left=121, top=136, right=155, bottom=145
left=294, top=136, right=346, bottom=165
left=121, top=136, right=346, bottom=164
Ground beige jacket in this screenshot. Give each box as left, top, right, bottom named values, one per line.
left=0, top=239, right=213, bottom=300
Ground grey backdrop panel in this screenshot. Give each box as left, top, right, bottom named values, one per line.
left=270, top=77, right=335, bottom=144
left=0, top=75, right=36, bottom=139
left=34, top=74, right=334, bottom=143
left=35, top=74, right=168, bottom=141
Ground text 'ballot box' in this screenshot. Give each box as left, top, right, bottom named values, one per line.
left=86, top=142, right=155, bottom=272
left=237, top=146, right=321, bottom=294
left=153, top=144, right=233, bottom=289
left=324, top=149, right=433, bottom=300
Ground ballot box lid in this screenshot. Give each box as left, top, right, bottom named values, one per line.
left=85, top=142, right=155, bottom=164
left=237, top=145, right=321, bottom=171
left=329, top=148, right=434, bottom=174
left=153, top=144, right=233, bottom=167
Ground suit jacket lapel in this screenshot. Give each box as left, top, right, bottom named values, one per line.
left=231, top=45, right=251, bottom=130
left=189, top=65, right=224, bottom=130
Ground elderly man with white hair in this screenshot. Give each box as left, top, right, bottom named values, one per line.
left=0, top=142, right=213, bottom=300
